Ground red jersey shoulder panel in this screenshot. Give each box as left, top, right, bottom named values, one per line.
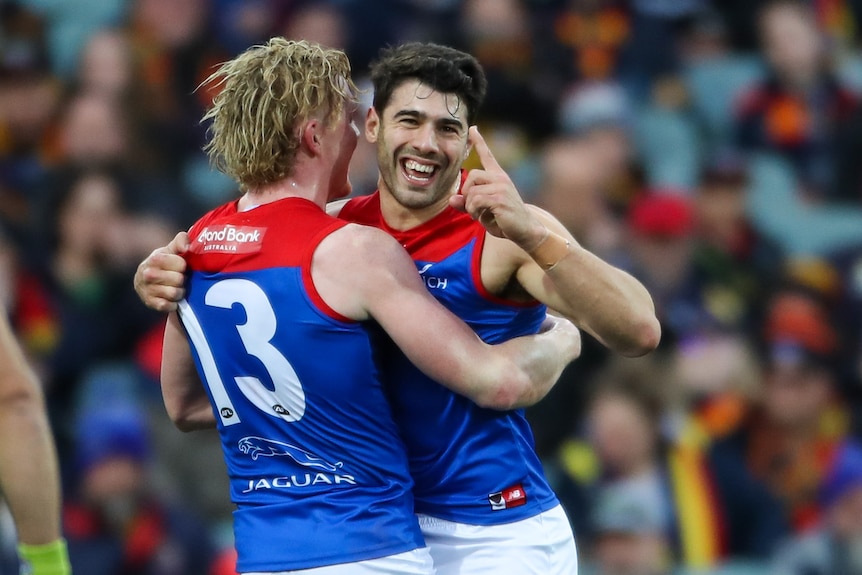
left=185, top=196, right=351, bottom=322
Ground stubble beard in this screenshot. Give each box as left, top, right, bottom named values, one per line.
left=378, top=149, right=457, bottom=210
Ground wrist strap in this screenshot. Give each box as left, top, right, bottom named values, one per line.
left=18, top=539, right=71, bottom=575
left=528, top=231, right=571, bottom=271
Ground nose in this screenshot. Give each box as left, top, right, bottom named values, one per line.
left=410, top=122, right=438, bottom=154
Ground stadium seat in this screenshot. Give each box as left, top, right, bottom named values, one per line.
left=746, top=153, right=862, bottom=256
left=634, top=105, right=700, bottom=191
left=684, top=56, right=764, bottom=150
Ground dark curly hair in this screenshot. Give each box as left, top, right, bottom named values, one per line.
left=369, top=43, right=488, bottom=125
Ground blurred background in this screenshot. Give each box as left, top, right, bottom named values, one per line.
left=1, top=0, right=862, bottom=573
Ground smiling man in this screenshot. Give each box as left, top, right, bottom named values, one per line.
left=332, top=43, right=660, bottom=575
left=136, top=42, right=659, bottom=575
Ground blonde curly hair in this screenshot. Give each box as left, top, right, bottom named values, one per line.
left=200, top=38, right=358, bottom=191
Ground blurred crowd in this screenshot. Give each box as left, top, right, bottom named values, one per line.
left=1, top=0, right=862, bottom=574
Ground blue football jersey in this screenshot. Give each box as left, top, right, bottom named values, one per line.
left=340, top=186, right=560, bottom=525
left=179, top=197, right=423, bottom=572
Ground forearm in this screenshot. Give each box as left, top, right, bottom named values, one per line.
left=0, top=389, right=62, bottom=545
left=494, top=322, right=580, bottom=409
left=530, top=234, right=660, bottom=357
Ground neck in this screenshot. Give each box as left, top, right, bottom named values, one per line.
left=239, top=155, right=331, bottom=211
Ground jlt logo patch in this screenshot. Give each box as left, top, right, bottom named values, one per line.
left=489, top=483, right=527, bottom=511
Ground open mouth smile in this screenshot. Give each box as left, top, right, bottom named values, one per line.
left=400, top=157, right=440, bottom=186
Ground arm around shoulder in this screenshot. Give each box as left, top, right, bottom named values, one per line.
left=319, top=225, right=580, bottom=410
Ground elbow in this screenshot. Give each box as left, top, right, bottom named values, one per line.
left=172, top=416, right=199, bottom=433
left=619, top=315, right=662, bottom=357
left=166, top=410, right=191, bottom=432
left=474, top=372, right=532, bottom=411
left=164, top=403, right=199, bottom=433
left=0, top=373, right=44, bottom=410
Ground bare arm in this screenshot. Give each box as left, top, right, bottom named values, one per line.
left=160, top=312, right=217, bottom=431
left=511, top=208, right=660, bottom=357
left=453, top=126, right=660, bottom=357
left=313, top=225, right=581, bottom=410
left=0, top=315, right=62, bottom=546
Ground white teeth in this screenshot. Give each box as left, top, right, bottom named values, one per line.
left=404, top=160, right=435, bottom=174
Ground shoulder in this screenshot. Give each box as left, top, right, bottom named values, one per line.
left=317, top=223, right=405, bottom=268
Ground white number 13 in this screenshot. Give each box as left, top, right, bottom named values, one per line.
left=179, top=278, right=306, bottom=426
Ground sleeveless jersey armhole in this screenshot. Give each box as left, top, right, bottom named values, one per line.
left=301, top=220, right=356, bottom=323
left=469, top=230, right=542, bottom=308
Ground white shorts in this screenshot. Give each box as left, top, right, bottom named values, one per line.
left=243, top=547, right=436, bottom=575
left=418, top=504, right=578, bottom=575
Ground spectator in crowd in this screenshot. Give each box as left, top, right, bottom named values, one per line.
left=535, top=82, right=636, bottom=262
left=64, top=402, right=217, bottom=575
left=27, top=169, right=166, bottom=433
left=623, top=192, right=701, bottom=340
left=76, top=29, right=134, bottom=100
left=710, top=289, right=853, bottom=533
left=551, top=355, right=787, bottom=569
left=734, top=0, right=859, bottom=200
left=585, top=482, right=673, bottom=575
left=459, top=0, right=554, bottom=138
left=532, top=0, right=634, bottom=95
left=690, top=151, right=783, bottom=332
left=667, top=332, right=762, bottom=448
left=772, top=441, right=862, bottom=574
left=0, top=3, right=61, bottom=241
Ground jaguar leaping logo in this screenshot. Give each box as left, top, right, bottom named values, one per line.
left=238, top=436, right=343, bottom=472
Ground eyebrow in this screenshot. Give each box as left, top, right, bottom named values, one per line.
left=392, top=109, right=466, bottom=131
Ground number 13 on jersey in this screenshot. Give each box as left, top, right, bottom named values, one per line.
left=178, top=278, right=307, bottom=426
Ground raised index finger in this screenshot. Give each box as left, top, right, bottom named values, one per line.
left=468, top=126, right=501, bottom=172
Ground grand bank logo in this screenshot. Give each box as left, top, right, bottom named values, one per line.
left=194, top=225, right=266, bottom=254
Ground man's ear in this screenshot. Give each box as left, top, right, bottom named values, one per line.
left=300, top=119, right=322, bottom=155
left=365, top=107, right=380, bottom=143
left=463, top=128, right=473, bottom=161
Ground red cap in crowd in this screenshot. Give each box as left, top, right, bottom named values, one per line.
left=627, top=192, right=695, bottom=239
